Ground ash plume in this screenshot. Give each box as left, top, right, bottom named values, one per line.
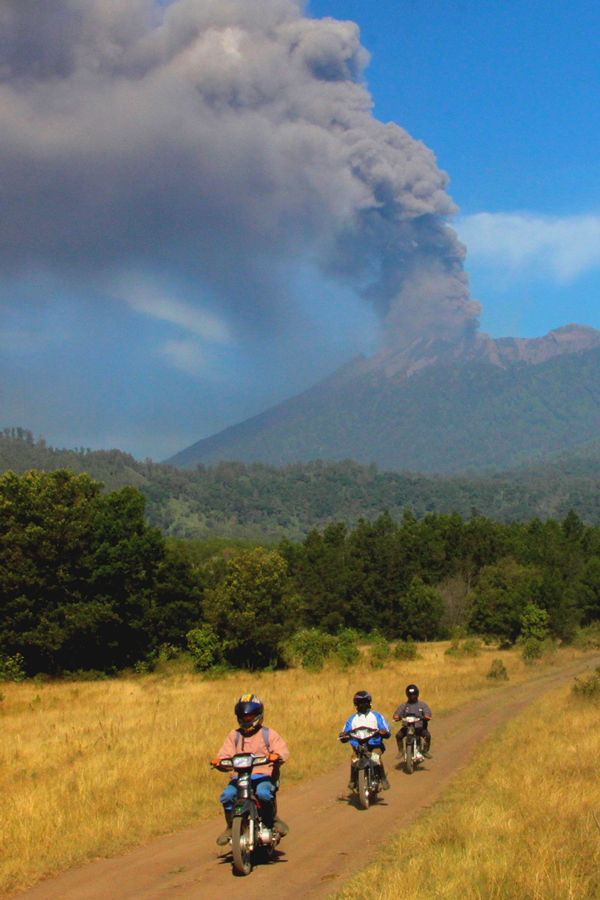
left=0, top=0, right=480, bottom=349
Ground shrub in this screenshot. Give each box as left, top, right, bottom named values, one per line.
left=335, top=629, right=361, bottom=669
left=521, top=637, right=556, bottom=663
left=445, top=636, right=482, bottom=658
left=520, top=604, right=550, bottom=642
left=0, top=653, right=26, bottom=682
left=487, top=658, right=509, bottom=680
left=572, top=666, right=600, bottom=699
left=187, top=624, right=222, bottom=671
left=368, top=632, right=390, bottom=669
left=521, top=637, right=543, bottom=662
left=393, top=640, right=418, bottom=661
left=574, top=623, right=600, bottom=649
left=281, top=628, right=336, bottom=671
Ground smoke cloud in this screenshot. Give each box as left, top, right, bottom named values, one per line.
left=0, top=0, right=480, bottom=350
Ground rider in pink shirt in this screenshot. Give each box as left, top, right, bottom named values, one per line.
left=212, top=693, right=290, bottom=846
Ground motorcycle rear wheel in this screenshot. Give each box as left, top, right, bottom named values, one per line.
left=232, top=814, right=253, bottom=875
left=357, top=768, right=370, bottom=809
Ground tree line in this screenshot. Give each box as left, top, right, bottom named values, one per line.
left=2, top=469, right=600, bottom=677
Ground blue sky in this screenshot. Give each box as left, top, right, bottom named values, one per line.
left=1, top=0, right=599, bottom=460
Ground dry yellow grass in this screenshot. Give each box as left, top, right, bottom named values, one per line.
left=0, top=642, right=594, bottom=896
left=335, top=677, right=600, bottom=900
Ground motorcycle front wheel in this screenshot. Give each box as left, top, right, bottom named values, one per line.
left=232, top=814, right=253, bottom=875
left=357, top=768, right=370, bottom=809
left=405, top=742, right=414, bottom=775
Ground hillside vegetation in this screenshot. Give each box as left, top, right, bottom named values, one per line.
left=2, top=428, right=600, bottom=541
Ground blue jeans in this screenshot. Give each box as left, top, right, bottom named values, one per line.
left=220, top=776, right=276, bottom=810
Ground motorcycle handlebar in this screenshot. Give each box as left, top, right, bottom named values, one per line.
left=210, top=753, right=270, bottom=769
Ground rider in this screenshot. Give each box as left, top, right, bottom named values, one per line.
left=393, top=683, right=432, bottom=758
left=340, top=690, right=391, bottom=791
left=211, top=693, right=290, bottom=846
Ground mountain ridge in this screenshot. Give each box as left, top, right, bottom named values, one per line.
left=167, top=324, right=600, bottom=474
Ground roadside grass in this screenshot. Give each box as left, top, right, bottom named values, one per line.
left=0, top=642, right=594, bottom=895
left=335, top=680, right=600, bottom=900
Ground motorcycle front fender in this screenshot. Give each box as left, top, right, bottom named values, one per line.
left=233, top=798, right=257, bottom=818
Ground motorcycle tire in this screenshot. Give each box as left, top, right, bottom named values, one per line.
left=405, top=743, right=414, bottom=775
left=232, top=814, right=253, bottom=876
left=357, top=768, right=370, bottom=809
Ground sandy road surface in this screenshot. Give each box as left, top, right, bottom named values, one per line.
left=15, top=656, right=599, bottom=900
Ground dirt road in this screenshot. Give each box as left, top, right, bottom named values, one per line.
left=15, top=656, right=598, bottom=900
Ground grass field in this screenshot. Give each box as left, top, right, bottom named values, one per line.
left=1, top=643, right=597, bottom=896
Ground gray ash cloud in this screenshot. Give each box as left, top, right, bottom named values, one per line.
left=0, top=0, right=479, bottom=347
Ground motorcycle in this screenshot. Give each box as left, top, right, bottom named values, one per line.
left=212, top=753, right=281, bottom=876
left=339, top=725, right=385, bottom=809
left=397, top=715, right=425, bottom=774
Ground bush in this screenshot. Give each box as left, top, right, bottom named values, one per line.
left=368, top=632, right=390, bottom=669
left=521, top=637, right=544, bottom=663
left=574, top=623, right=600, bottom=649
left=0, top=653, right=26, bottom=682
left=521, top=636, right=556, bottom=664
left=281, top=629, right=336, bottom=671
left=445, top=635, right=482, bottom=658
left=187, top=624, right=222, bottom=671
left=335, top=629, right=361, bottom=669
left=393, top=640, right=418, bottom=661
left=520, top=604, right=550, bottom=642
left=572, top=666, right=600, bottom=699
left=487, top=658, right=509, bottom=680
left=281, top=628, right=361, bottom=670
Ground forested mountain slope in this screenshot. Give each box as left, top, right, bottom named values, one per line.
left=2, top=428, right=600, bottom=540
left=168, top=329, right=600, bottom=474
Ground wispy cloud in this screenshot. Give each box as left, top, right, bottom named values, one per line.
left=117, top=276, right=231, bottom=344
left=458, top=212, right=600, bottom=281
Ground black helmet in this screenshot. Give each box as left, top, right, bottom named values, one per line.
left=353, top=690, right=372, bottom=712
left=234, top=693, right=264, bottom=734
left=406, top=684, right=419, bottom=702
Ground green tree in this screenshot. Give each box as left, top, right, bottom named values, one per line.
left=520, top=603, right=550, bottom=642
left=396, top=576, right=444, bottom=641
left=0, top=470, right=167, bottom=673
left=204, top=548, right=295, bottom=669
left=579, top=556, right=600, bottom=625
left=468, top=559, right=543, bottom=643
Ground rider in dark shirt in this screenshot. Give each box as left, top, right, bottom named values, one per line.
left=393, top=683, right=432, bottom=758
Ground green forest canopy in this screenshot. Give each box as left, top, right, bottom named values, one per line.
left=2, top=467, right=600, bottom=677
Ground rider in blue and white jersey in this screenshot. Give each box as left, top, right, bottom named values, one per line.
left=340, top=690, right=391, bottom=791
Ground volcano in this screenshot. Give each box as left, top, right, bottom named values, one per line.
left=166, top=324, right=600, bottom=475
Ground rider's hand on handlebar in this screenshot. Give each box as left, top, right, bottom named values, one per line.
left=210, top=757, right=222, bottom=768
left=268, top=752, right=281, bottom=762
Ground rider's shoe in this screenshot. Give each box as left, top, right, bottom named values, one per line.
left=273, top=817, right=289, bottom=837
left=216, top=826, right=232, bottom=846
left=422, top=750, right=432, bottom=758
left=347, top=779, right=356, bottom=791
left=380, top=774, right=390, bottom=790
